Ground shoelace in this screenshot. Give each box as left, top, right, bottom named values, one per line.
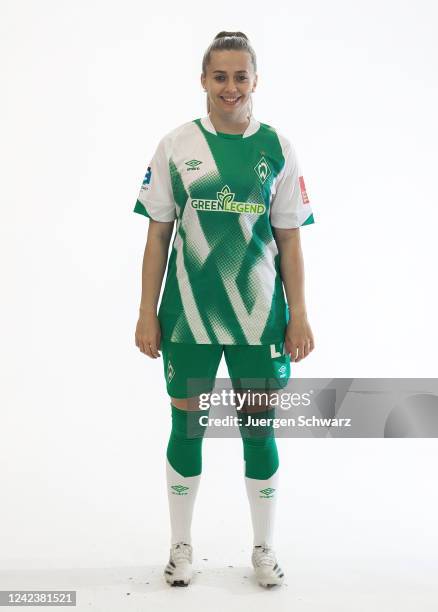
left=171, top=542, right=192, bottom=563
left=253, top=545, right=276, bottom=567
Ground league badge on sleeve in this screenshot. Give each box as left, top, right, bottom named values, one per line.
left=299, top=176, right=310, bottom=204
left=141, top=165, right=152, bottom=192
left=142, top=165, right=152, bottom=184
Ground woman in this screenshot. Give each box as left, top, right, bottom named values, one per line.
left=134, top=31, right=315, bottom=588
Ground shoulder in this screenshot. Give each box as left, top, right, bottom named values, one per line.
left=257, top=121, right=297, bottom=168
left=158, top=119, right=200, bottom=150
left=261, top=122, right=294, bottom=153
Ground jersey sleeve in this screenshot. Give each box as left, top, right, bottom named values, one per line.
left=133, top=136, right=177, bottom=222
left=270, top=137, right=315, bottom=229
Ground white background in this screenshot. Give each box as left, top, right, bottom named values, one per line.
left=1, top=0, right=438, bottom=609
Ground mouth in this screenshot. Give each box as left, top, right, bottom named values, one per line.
left=220, top=96, right=242, bottom=106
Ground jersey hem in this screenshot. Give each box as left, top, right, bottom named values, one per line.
left=159, top=336, right=287, bottom=346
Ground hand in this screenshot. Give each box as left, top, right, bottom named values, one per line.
left=285, top=314, right=315, bottom=362
left=135, top=312, right=161, bottom=359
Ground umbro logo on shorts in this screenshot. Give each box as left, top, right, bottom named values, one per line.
left=278, top=365, right=287, bottom=378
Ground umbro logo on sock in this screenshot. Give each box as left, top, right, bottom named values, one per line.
left=259, top=487, right=276, bottom=498
left=171, top=485, right=189, bottom=496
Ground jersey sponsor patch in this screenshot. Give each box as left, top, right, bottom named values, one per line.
left=190, top=185, right=266, bottom=215
left=299, top=176, right=309, bottom=204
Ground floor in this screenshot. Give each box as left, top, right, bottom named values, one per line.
left=0, top=552, right=436, bottom=611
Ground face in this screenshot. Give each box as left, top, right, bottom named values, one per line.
left=201, top=50, right=257, bottom=116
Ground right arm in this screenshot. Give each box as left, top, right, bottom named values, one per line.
left=135, top=219, right=175, bottom=359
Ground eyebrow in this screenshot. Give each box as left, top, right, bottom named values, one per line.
left=212, top=70, right=248, bottom=74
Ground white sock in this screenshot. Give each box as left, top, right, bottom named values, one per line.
left=244, top=465, right=279, bottom=547
left=166, top=457, right=201, bottom=546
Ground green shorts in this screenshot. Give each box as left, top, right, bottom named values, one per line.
left=160, top=339, right=291, bottom=399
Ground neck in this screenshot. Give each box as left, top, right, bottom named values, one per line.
left=208, top=110, right=251, bottom=135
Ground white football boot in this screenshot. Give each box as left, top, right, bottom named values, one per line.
left=164, top=542, right=193, bottom=587
left=251, top=544, right=285, bottom=587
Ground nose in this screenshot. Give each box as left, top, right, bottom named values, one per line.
left=221, top=79, right=239, bottom=94
left=223, top=86, right=239, bottom=95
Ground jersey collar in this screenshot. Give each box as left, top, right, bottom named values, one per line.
left=200, top=114, right=260, bottom=138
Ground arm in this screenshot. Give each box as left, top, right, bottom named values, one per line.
left=135, top=219, right=175, bottom=359
left=273, top=226, right=315, bottom=362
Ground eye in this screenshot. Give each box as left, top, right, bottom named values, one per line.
left=214, top=75, right=248, bottom=82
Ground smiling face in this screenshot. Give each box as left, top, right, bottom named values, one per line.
left=201, top=50, right=257, bottom=119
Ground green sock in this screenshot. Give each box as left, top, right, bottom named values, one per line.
left=240, top=407, right=279, bottom=479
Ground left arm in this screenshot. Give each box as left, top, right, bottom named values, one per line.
left=273, top=227, right=315, bottom=362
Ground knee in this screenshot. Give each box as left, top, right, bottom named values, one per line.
left=169, top=401, right=210, bottom=441
left=239, top=406, right=279, bottom=479
left=171, top=396, right=204, bottom=411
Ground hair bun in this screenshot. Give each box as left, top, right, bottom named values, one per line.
left=214, top=30, right=248, bottom=41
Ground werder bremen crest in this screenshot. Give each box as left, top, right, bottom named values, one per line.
left=190, top=185, right=266, bottom=215
left=254, top=156, right=272, bottom=184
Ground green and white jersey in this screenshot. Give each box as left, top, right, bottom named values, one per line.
left=134, top=115, right=314, bottom=345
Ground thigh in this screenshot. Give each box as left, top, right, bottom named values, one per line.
left=224, top=340, right=291, bottom=395
left=161, top=339, right=223, bottom=400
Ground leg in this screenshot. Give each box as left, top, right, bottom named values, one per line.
left=238, top=395, right=279, bottom=548
left=224, top=343, right=290, bottom=548
left=166, top=396, right=208, bottom=546
left=161, top=340, right=222, bottom=546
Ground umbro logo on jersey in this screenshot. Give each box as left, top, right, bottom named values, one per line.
left=171, top=485, right=189, bottom=496
left=185, top=159, right=203, bottom=170
left=259, top=487, right=276, bottom=498
left=167, top=360, right=175, bottom=383
left=190, top=185, right=266, bottom=215
left=254, top=156, right=272, bottom=184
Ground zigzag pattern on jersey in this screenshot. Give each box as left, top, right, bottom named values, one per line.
left=158, top=122, right=286, bottom=345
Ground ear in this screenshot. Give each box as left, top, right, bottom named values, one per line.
left=200, top=74, right=206, bottom=89
left=252, top=74, right=258, bottom=92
